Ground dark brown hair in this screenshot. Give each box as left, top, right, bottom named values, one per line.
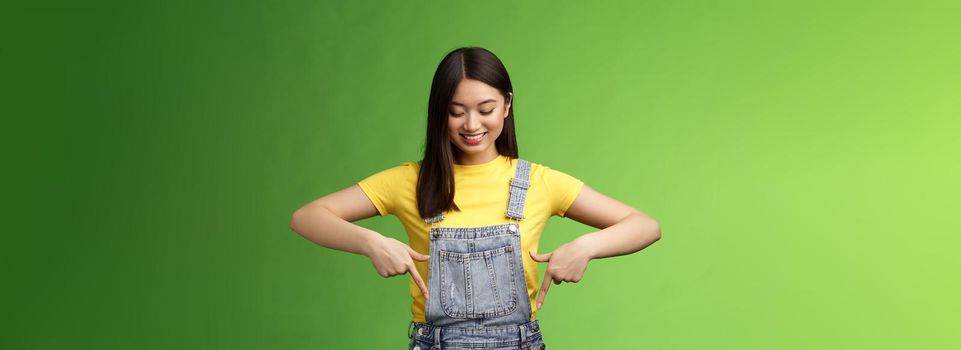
left=417, top=47, right=518, bottom=220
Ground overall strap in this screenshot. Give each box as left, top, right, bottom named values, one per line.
left=425, top=213, right=444, bottom=224
left=505, top=159, right=532, bottom=221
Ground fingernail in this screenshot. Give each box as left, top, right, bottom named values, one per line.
left=537, top=302, right=542, bottom=309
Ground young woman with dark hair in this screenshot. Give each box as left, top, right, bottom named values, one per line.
left=290, top=46, right=661, bottom=349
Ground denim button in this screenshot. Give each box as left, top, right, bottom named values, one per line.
left=537, top=344, right=545, bottom=350
left=417, top=328, right=426, bottom=336
left=508, top=224, right=517, bottom=232
left=412, top=347, right=420, bottom=350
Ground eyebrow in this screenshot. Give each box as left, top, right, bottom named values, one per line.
left=451, top=99, right=497, bottom=107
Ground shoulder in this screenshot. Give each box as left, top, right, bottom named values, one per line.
left=358, top=160, right=420, bottom=186
left=521, top=159, right=584, bottom=216
left=528, top=157, right=583, bottom=190
left=520, top=159, right=584, bottom=189
left=355, top=160, right=420, bottom=216
left=522, top=158, right=577, bottom=178
left=392, top=160, right=421, bottom=177
left=372, top=160, right=420, bottom=177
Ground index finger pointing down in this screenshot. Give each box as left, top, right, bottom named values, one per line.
left=536, top=270, right=552, bottom=309
left=409, top=264, right=429, bottom=300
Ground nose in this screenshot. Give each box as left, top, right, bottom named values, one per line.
left=463, top=112, right=482, bottom=132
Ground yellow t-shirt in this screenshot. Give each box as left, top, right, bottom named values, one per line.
left=357, top=154, right=585, bottom=322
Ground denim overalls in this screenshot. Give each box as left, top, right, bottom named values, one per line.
left=408, top=159, right=547, bottom=350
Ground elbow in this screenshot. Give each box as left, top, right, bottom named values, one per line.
left=627, top=211, right=660, bottom=242
left=289, top=207, right=309, bottom=233
left=289, top=209, right=302, bottom=232
left=289, top=204, right=332, bottom=234
left=648, top=219, right=661, bottom=242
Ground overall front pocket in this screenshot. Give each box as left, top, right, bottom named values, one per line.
left=437, top=245, right=518, bottom=319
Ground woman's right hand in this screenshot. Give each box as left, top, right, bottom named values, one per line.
left=364, top=235, right=430, bottom=299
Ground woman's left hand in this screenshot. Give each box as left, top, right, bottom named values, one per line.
left=529, top=236, right=594, bottom=310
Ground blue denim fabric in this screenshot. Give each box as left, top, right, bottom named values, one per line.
left=408, top=159, right=547, bottom=350
left=408, top=319, right=546, bottom=350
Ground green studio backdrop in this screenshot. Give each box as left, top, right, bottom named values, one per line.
left=2, top=0, right=959, bottom=349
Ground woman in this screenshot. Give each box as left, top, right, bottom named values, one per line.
left=289, top=47, right=661, bottom=349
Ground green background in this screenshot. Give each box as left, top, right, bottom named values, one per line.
left=3, top=0, right=959, bottom=349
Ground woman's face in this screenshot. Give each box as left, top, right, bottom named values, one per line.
left=447, top=78, right=512, bottom=163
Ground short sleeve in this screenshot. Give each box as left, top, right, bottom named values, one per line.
left=356, top=163, right=415, bottom=216
left=542, top=167, right=585, bottom=217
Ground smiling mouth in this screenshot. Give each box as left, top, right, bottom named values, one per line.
left=460, top=132, right=487, bottom=144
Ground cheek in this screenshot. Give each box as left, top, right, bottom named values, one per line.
left=485, top=119, right=505, bottom=138
left=491, top=116, right=506, bottom=130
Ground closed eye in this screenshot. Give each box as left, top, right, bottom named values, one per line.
left=450, top=110, right=495, bottom=116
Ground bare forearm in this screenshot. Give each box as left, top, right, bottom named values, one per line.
left=289, top=205, right=381, bottom=256
left=575, top=212, right=660, bottom=259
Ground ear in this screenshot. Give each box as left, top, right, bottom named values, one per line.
left=504, top=92, right=513, bottom=118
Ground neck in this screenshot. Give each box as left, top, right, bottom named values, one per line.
left=454, top=149, right=499, bottom=165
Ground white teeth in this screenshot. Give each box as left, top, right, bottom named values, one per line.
left=463, top=133, right=485, bottom=140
